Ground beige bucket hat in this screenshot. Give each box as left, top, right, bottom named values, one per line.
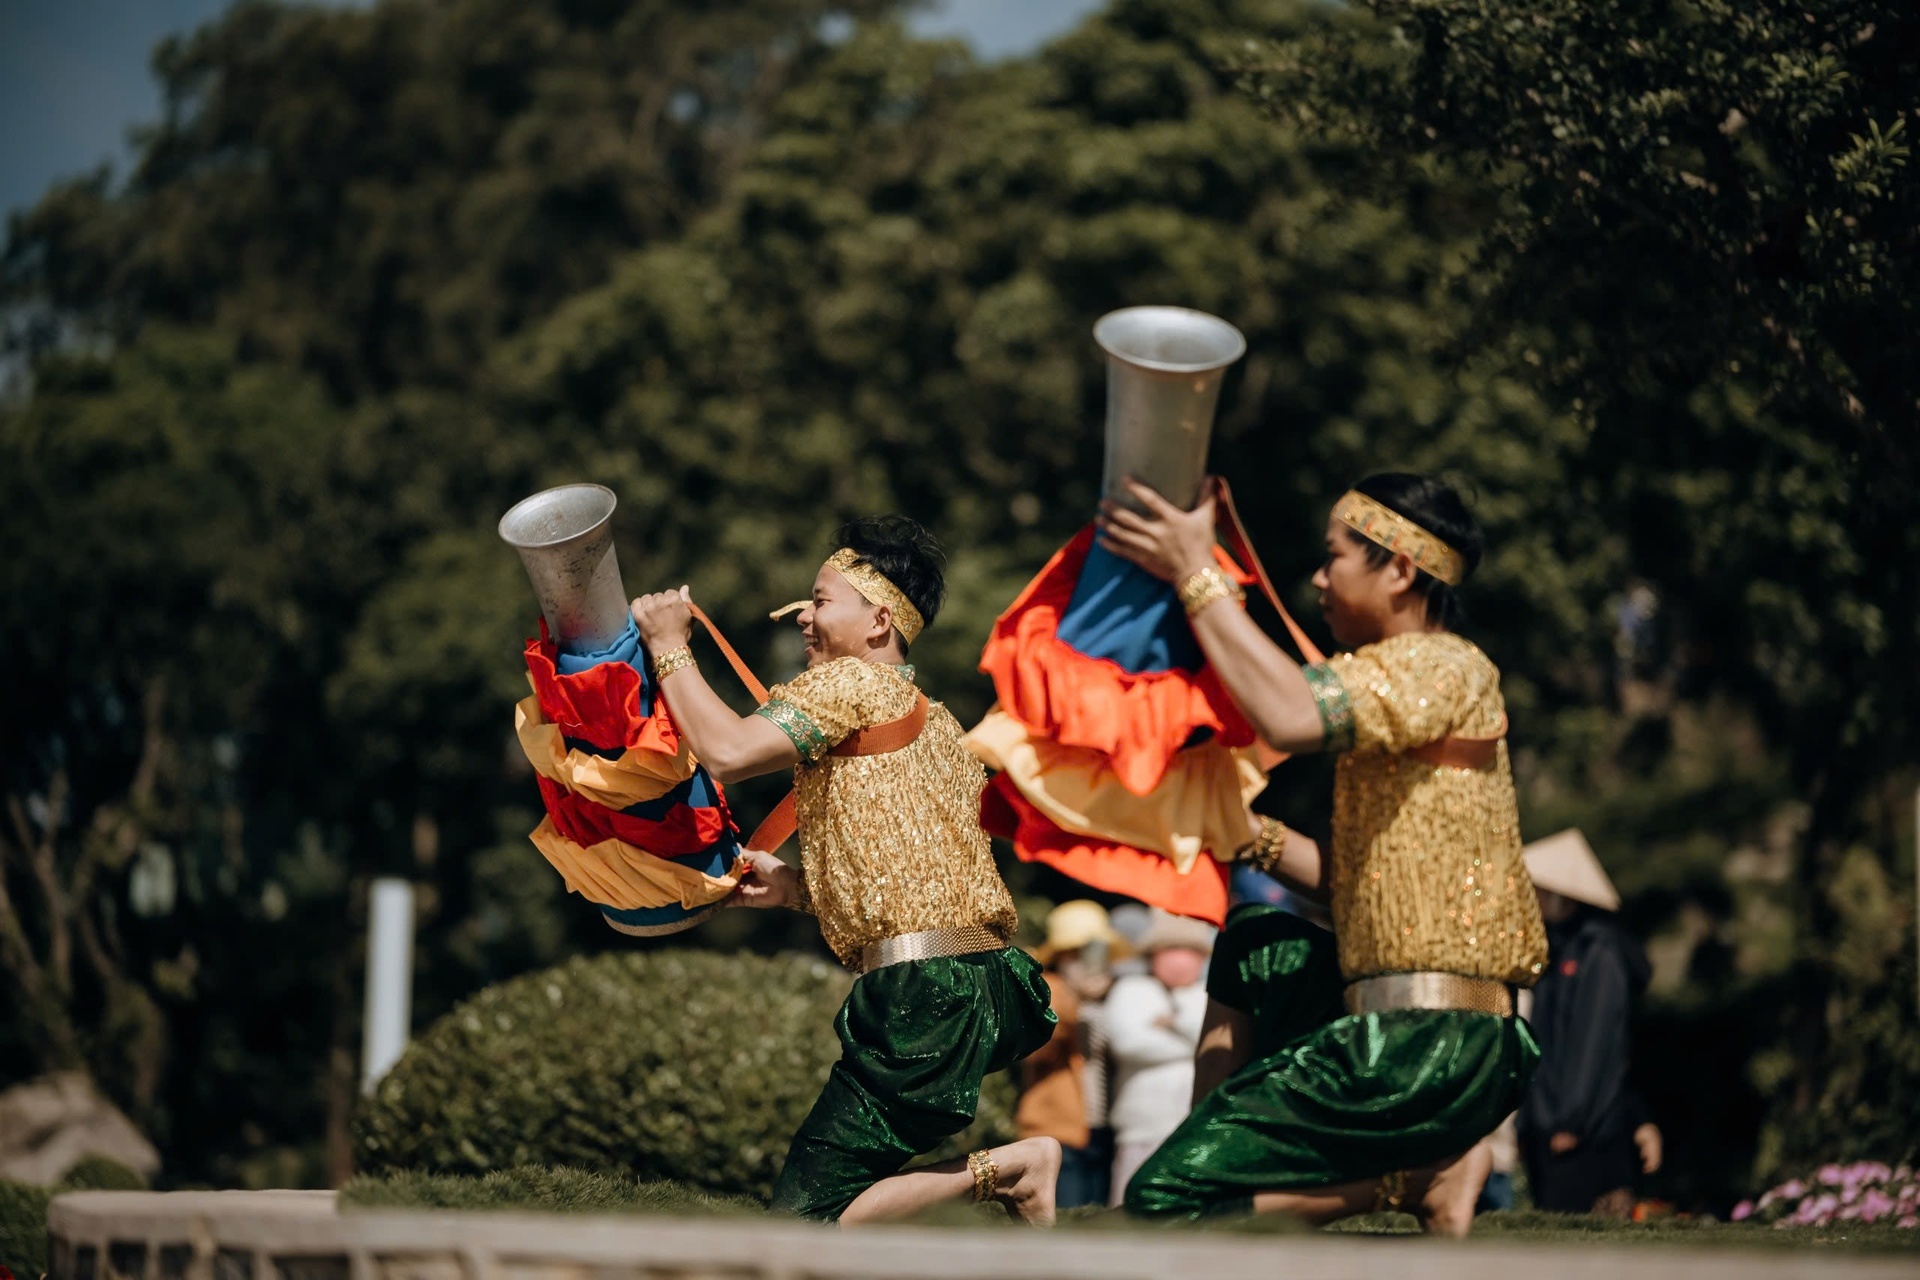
left=1034, top=899, right=1133, bottom=964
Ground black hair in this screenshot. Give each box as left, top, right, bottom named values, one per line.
left=831, top=515, right=947, bottom=652
left=1347, top=473, right=1483, bottom=631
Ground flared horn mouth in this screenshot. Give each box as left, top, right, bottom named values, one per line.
left=499, top=483, right=630, bottom=655
left=1094, top=306, right=1247, bottom=375
left=499, top=483, right=617, bottom=550
left=1094, top=307, right=1247, bottom=511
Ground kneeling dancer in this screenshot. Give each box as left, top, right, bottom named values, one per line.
left=630, top=516, right=1060, bottom=1225
left=1096, top=474, right=1546, bottom=1234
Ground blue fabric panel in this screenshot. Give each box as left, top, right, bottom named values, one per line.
left=1056, top=541, right=1201, bottom=673
left=620, top=770, right=726, bottom=821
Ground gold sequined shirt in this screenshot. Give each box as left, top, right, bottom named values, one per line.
left=755, top=657, right=1019, bottom=970
left=1302, top=632, right=1546, bottom=985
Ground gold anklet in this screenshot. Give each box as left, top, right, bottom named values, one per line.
left=1374, top=1169, right=1408, bottom=1213
left=967, top=1149, right=998, bottom=1203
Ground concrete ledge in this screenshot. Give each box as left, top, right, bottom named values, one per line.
left=48, top=1190, right=1916, bottom=1280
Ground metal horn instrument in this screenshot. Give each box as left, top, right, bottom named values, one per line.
left=1094, top=306, right=1247, bottom=511
left=498, top=483, right=630, bottom=654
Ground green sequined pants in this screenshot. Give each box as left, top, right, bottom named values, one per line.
left=770, top=946, right=1056, bottom=1221
left=1124, top=910, right=1539, bottom=1219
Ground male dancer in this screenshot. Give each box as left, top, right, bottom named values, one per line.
left=1096, top=474, right=1545, bottom=1235
left=629, top=516, right=1060, bottom=1225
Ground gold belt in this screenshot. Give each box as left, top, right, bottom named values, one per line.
left=1344, top=971, right=1514, bottom=1017
left=859, top=925, right=1005, bottom=975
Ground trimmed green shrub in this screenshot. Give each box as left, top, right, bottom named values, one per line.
left=0, top=1156, right=145, bottom=1275
left=352, top=950, right=1016, bottom=1202
left=0, top=1180, right=53, bottom=1276
left=54, top=1156, right=148, bottom=1193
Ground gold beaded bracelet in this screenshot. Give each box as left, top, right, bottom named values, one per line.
left=1239, top=816, right=1291, bottom=876
left=651, top=645, right=696, bottom=683
left=1176, top=564, right=1245, bottom=618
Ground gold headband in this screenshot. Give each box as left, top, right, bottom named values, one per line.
left=1333, top=491, right=1465, bottom=586
left=769, top=549, right=926, bottom=644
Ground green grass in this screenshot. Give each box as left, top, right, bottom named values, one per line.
left=341, top=1168, right=1919, bottom=1252
left=340, top=1166, right=762, bottom=1217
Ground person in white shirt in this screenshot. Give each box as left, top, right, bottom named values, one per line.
left=1104, top=911, right=1216, bottom=1205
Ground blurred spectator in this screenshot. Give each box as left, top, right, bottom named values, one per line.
left=1108, top=903, right=1152, bottom=977
left=1518, top=830, right=1663, bottom=1216
left=1104, top=911, right=1215, bottom=1205
left=1019, top=900, right=1129, bottom=1208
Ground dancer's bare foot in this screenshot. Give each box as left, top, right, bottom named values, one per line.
left=988, top=1136, right=1062, bottom=1227
left=1414, top=1141, right=1492, bottom=1238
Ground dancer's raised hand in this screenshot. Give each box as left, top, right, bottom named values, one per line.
left=1096, top=476, right=1220, bottom=584
left=631, top=584, right=694, bottom=651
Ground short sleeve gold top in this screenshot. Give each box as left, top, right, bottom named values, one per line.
left=755, top=657, right=1019, bottom=969
left=1302, top=631, right=1546, bottom=986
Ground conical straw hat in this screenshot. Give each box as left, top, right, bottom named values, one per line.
left=1522, top=829, right=1620, bottom=912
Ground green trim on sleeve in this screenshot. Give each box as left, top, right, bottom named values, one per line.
left=755, top=699, right=831, bottom=765
left=1301, top=662, right=1357, bottom=754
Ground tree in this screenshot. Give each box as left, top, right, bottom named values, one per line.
left=3, top=0, right=904, bottom=398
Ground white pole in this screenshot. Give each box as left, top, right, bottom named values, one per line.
left=361, top=877, right=416, bottom=1095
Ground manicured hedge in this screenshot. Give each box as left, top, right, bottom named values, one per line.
left=353, top=949, right=1015, bottom=1202
left=0, top=1156, right=147, bottom=1276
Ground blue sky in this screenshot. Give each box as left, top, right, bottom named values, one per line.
left=0, top=0, right=1105, bottom=220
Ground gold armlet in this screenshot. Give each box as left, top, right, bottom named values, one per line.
left=651, top=646, right=696, bottom=683
left=1177, top=565, right=1245, bottom=618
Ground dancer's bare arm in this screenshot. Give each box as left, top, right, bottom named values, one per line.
left=630, top=588, right=800, bottom=783
left=1096, top=480, right=1326, bottom=754
left=1255, top=822, right=1331, bottom=903
left=1192, top=1001, right=1253, bottom=1105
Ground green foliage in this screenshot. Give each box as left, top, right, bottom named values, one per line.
left=352, top=949, right=1016, bottom=1201
left=0, top=1180, right=52, bottom=1276
left=0, top=1157, right=147, bottom=1275
left=2, top=0, right=908, bottom=396
left=53, top=1156, right=148, bottom=1193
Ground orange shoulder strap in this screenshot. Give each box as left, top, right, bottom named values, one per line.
left=743, top=693, right=930, bottom=854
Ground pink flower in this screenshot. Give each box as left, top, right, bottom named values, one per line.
left=1817, top=1164, right=1845, bottom=1186
left=1732, top=1200, right=1755, bottom=1222
left=1779, top=1179, right=1807, bottom=1200
left=1897, top=1215, right=1917, bottom=1229
left=1861, top=1190, right=1897, bottom=1222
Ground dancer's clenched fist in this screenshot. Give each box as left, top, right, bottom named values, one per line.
left=631, top=584, right=693, bottom=651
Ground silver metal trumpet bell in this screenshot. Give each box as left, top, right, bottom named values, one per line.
left=498, top=483, right=631, bottom=654
left=1094, top=306, right=1247, bottom=511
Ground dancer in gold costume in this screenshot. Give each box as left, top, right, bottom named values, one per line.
left=629, top=517, right=1059, bottom=1225
left=1096, top=474, right=1545, bottom=1235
